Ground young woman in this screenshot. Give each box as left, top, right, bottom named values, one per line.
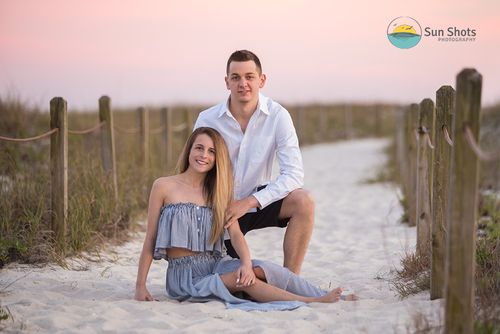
left=134, top=127, right=355, bottom=310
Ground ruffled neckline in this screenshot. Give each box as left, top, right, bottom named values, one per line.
left=161, top=202, right=211, bottom=211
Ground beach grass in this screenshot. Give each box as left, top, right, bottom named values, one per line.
left=0, top=96, right=396, bottom=268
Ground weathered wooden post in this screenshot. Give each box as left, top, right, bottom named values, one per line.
left=445, top=69, right=482, bottom=334
left=396, top=107, right=408, bottom=199
left=185, top=107, right=194, bottom=133
left=297, top=106, right=305, bottom=143
left=50, top=97, right=68, bottom=252
left=318, top=105, right=327, bottom=142
left=374, top=104, right=382, bottom=137
left=407, top=103, right=419, bottom=226
left=431, top=86, right=455, bottom=300
left=416, top=98, right=434, bottom=257
left=344, top=104, right=353, bottom=139
left=98, top=96, right=118, bottom=201
left=399, top=106, right=410, bottom=205
left=137, top=107, right=150, bottom=171
left=161, top=107, right=173, bottom=169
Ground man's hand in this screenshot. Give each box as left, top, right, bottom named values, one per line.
left=224, top=196, right=259, bottom=228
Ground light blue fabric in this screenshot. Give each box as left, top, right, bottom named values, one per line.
left=153, top=202, right=224, bottom=260
left=154, top=203, right=326, bottom=311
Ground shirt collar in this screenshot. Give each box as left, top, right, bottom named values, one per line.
left=218, top=93, right=270, bottom=118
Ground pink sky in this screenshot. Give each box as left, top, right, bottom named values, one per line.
left=1, top=0, right=499, bottom=109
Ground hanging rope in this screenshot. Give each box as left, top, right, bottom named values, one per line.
left=113, top=125, right=139, bottom=134
left=68, top=121, right=105, bottom=135
left=418, top=126, right=435, bottom=150
left=172, top=124, right=188, bottom=132
left=442, top=125, right=454, bottom=147
left=150, top=125, right=165, bottom=134
left=0, top=128, right=58, bottom=142
left=464, top=125, right=500, bottom=161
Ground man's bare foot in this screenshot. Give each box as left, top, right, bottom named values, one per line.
left=318, top=287, right=342, bottom=303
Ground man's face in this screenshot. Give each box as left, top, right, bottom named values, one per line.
left=225, top=60, right=266, bottom=104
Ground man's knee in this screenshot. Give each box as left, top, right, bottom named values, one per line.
left=281, top=189, right=315, bottom=219
left=292, top=189, right=315, bottom=214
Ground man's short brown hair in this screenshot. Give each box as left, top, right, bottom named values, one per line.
left=226, top=50, right=262, bottom=75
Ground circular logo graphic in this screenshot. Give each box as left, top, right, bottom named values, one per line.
left=387, top=16, right=422, bottom=49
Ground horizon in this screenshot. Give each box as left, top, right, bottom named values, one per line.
left=1, top=0, right=499, bottom=110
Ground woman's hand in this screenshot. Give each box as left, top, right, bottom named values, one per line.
left=235, top=264, right=256, bottom=288
left=224, top=197, right=259, bottom=228
left=135, top=285, right=154, bottom=301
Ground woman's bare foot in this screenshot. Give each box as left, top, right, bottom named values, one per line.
left=317, top=287, right=342, bottom=303
left=341, top=293, right=359, bottom=301
left=340, top=288, right=359, bottom=301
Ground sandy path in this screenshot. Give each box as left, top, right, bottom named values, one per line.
left=0, top=138, right=442, bottom=333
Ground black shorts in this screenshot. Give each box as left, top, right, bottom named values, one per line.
left=224, top=198, right=290, bottom=258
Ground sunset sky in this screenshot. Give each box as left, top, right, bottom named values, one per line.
left=1, top=0, right=499, bottom=110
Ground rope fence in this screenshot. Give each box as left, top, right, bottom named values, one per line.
left=0, top=128, right=58, bottom=142
left=464, top=125, right=500, bottom=161
left=149, top=125, right=165, bottom=134
left=113, top=124, right=140, bottom=134
left=68, top=121, right=105, bottom=135
left=443, top=125, right=454, bottom=146
left=424, top=123, right=500, bottom=161
left=0, top=96, right=192, bottom=255
left=395, top=69, right=497, bottom=334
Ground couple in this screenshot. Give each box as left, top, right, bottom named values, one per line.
left=135, top=50, right=356, bottom=310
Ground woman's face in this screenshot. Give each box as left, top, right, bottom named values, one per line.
left=188, top=133, right=216, bottom=173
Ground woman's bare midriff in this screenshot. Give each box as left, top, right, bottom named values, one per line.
left=166, top=247, right=199, bottom=259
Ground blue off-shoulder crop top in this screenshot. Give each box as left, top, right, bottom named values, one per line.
left=153, top=202, right=225, bottom=260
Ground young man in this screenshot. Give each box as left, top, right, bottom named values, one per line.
left=193, top=50, right=314, bottom=274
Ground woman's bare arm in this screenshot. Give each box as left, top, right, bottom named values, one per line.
left=227, top=222, right=256, bottom=287
left=134, top=178, right=167, bottom=301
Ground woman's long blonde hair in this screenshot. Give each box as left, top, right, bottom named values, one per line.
left=176, top=127, right=233, bottom=245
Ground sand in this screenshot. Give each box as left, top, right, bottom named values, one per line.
left=0, top=138, right=443, bottom=333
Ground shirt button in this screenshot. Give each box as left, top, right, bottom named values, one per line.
left=197, top=217, right=201, bottom=221
left=196, top=206, right=199, bottom=210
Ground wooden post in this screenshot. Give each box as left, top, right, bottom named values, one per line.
left=431, top=86, right=455, bottom=300
left=374, top=104, right=382, bottom=137
left=98, top=96, right=118, bottom=201
left=416, top=98, right=434, bottom=257
left=396, top=107, right=408, bottom=199
left=138, top=107, right=150, bottom=171
left=297, top=106, right=305, bottom=143
left=185, top=107, right=194, bottom=133
left=344, top=104, right=353, bottom=139
left=318, top=105, right=327, bottom=142
left=407, top=103, right=419, bottom=226
left=50, top=97, right=68, bottom=252
left=445, top=69, right=482, bottom=334
left=400, top=106, right=410, bottom=205
left=161, top=107, right=173, bottom=169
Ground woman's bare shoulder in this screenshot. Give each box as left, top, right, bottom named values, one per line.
left=152, top=175, right=186, bottom=202
left=152, top=175, right=180, bottom=192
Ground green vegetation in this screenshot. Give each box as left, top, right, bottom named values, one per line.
left=1, top=96, right=395, bottom=267
left=0, top=96, right=191, bottom=266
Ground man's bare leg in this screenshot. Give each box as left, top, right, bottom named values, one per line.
left=279, top=189, right=315, bottom=274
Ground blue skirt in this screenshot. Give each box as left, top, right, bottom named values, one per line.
left=165, top=252, right=326, bottom=311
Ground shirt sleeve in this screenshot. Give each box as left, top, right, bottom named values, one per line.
left=252, top=110, right=304, bottom=209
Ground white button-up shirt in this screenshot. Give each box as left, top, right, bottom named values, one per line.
left=193, top=94, right=304, bottom=210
